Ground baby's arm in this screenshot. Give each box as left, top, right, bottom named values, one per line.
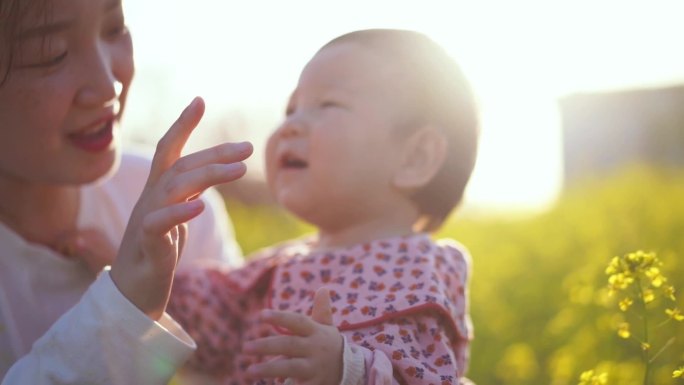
left=167, top=268, right=245, bottom=375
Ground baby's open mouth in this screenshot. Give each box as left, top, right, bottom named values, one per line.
left=281, top=153, right=308, bottom=169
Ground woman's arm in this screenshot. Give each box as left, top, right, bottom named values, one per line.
left=2, top=272, right=195, bottom=385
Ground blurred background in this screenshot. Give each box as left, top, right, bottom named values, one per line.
left=124, top=1, right=684, bottom=384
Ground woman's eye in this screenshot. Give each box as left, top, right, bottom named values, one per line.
left=43, top=51, right=68, bottom=66
left=106, top=22, right=129, bottom=39
left=104, top=9, right=129, bottom=40
left=20, top=51, right=68, bottom=69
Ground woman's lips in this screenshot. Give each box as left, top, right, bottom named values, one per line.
left=68, top=120, right=114, bottom=153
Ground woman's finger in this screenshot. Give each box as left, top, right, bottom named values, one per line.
left=171, top=141, right=253, bottom=174
left=142, top=200, right=205, bottom=237
left=148, top=97, right=205, bottom=182
left=160, top=162, right=247, bottom=204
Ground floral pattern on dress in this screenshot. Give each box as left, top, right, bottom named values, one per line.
left=168, top=233, right=473, bottom=385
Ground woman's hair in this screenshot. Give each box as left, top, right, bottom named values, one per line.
left=321, top=29, right=480, bottom=232
left=0, top=0, right=50, bottom=85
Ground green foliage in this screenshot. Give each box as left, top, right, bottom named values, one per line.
left=225, top=200, right=314, bottom=256
left=439, top=166, right=684, bottom=385
left=226, top=166, right=684, bottom=385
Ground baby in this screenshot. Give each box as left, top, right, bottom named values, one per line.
left=169, top=28, right=479, bottom=385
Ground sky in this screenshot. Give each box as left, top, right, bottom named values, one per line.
left=122, top=0, right=684, bottom=213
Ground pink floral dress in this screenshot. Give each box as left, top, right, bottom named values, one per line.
left=168, top=233, right=473, bottom=385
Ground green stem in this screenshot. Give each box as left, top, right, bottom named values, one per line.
left=654, top=317, right=671, bottom=329
left=636, top=279, right=650, bottom=385
left=649, top=337, right=676, bottom=364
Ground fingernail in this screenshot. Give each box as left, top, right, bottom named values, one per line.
left=235, top=141, right=253, bottom=154
left=186, top=199, right=204, bottom=213
left=224, top=162, right=246, bottom=175
left=183, top=97, right=202, bottom=115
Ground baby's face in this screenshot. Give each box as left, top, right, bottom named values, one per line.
left=265, top=41, right=412, bottom=231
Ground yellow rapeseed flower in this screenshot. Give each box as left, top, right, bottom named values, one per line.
left=665, top=308, right=684, bottom=321
left=643, top=289, right=655, bottom=304
left=595, top=372, right=608, bottom=384
left=599, top=251, right=682, bottom=382
left=622, top=250, right=659, bottom=273
left=605, top=257, right=620, bottom=275
left=608, top=273, right=634, bottom=291
left=645, top=266, right=666, bottom=287
left=578, top=370, right=608, bottom=385
left=627, top=252, right=640, bottom=263
left=673, top=366, right=684, bottom=378
left=579, top=370, right=595, bottom=382
left=617, top=322, right=630, bottom=339
left=665, top=285, right=677, bottom=301
left=639, top=251, right=657, bottom=265
left=618, top=297, right=633, bottom=311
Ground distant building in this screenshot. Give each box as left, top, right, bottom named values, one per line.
left=559, top=84, right=684, bottom=184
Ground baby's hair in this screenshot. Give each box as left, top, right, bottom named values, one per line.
left=320, top=29, right=480, bottom=232
left=0, top=0, right=51, bottom=85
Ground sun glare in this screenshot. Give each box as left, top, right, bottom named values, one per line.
left=124, top=0, right=684, bottom=214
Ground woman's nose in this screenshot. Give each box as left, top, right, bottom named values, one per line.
left=74, top=46, right=121, bottom=108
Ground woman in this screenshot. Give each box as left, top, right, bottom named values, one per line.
left=0, top=0, right=251, bottom=383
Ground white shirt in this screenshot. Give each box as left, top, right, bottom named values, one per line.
left=0, top=151, right=243, bottom=384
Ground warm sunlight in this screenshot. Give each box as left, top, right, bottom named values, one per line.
left=123, top=0, right=684, bottom=213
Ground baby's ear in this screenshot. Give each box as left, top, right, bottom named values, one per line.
left=392, top=125, right=447, bottom=191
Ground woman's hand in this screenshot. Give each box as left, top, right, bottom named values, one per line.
left=244, top=288, right=344, bottom=385
left=109, top=97, right=253, bottom=320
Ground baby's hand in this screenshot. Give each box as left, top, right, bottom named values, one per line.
left=244, top=288, right=343, bottom=385
left=110, top=97, right=252, bottom=320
